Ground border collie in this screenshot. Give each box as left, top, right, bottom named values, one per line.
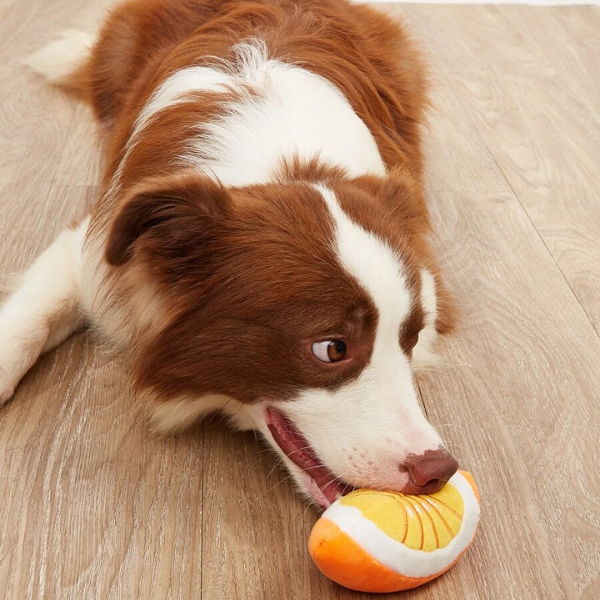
left=0, top=0, right=458, bottom=508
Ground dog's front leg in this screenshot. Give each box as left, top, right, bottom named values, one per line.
left=0, top=218, right=89, bottom=404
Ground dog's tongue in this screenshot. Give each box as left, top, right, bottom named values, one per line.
left=266, top=407, right=350, bottom=507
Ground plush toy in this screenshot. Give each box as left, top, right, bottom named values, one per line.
left=309, top=471, right=480, bottom=593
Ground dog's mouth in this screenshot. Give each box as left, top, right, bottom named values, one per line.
left=266, top=406, right=353, bottom=509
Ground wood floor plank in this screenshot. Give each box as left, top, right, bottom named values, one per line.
left=54, top=103, right=104, bottom=187
left=500, top=6, right=600, bottom=110
left=0, top=0, right=17, bottom=21
left=0, top=181, right=94, bottom=273
left=200, top=420, right=312, bottom=600
left=418, top=188, right=600, bottom=600
left=389, top=5, right=600, bottom=191
left=515, top=181, right=600, bottom=335
left=386, top=3, right=600, bottom=334
left=0, top=338, right=206, bottom=600
left=379, top=6, right=600, bottom=597
left=0, top=62, right=97, bottom=269
left=0, top=0, right=113, bottom=65
left=421, top=69, right=511, bottom=195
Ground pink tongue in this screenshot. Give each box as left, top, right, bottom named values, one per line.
left=266, top=407, right=350, bottom=507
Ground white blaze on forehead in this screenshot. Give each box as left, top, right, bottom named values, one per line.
left=264, top=186, right=442, bottom=491
left=314, top=185, right=413, bottom=346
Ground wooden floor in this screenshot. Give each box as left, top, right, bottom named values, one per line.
left=1, top=1, right=599, bottom=598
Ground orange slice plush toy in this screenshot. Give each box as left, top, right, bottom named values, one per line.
left=309, top=471, right=480, bottom=593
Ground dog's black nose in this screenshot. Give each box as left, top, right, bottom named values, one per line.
left=399, top=448, right=459, bottom=495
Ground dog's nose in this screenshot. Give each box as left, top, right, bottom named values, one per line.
left=399, top=448, right=459, bottom=495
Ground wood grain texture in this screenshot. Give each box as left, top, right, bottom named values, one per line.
left=1, top=2, right=599, bottom=599
left=385, top=3, right=600, bottom=334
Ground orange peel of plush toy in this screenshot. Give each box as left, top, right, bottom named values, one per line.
left=309, top=470, right=480, bottom=593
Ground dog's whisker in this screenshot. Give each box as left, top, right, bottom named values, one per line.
left=258, top=470, right=300, bottom=499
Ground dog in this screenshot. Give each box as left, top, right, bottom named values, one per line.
left=0, top=0, right=458, bottom=508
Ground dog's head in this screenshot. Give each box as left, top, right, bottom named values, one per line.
left=106, top=169, right=457, bottom=507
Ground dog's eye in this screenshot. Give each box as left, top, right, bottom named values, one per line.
left=312, top=340, right=347, bottom=363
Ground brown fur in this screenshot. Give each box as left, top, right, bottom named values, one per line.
left=82, top=0, right=428, bottom=182
left=128, top=180, right=379, bottom=402
left=71, top=0, right=454, bottom=407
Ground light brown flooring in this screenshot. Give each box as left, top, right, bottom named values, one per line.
left=0, top=1, right=599, bottom=599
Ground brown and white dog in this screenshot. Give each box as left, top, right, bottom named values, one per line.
left=0, top=0, right=458, bottom=508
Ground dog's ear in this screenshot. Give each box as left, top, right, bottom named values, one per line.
left=105, top=172, right=229, bottom=266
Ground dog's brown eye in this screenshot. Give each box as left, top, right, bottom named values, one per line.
left=312, top=340, right=347, bottom=363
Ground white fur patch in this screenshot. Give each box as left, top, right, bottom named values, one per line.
left=316, top=184, right=412, bottom=341
left=114, top=39, right=386, bottom=193
left=185, top=41, right=387, bottom=186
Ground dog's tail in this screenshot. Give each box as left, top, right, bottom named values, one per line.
left=22, top=30, right=96, bottom=96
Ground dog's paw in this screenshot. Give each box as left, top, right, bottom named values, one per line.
left=0, top=343, right=34, bottom=406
